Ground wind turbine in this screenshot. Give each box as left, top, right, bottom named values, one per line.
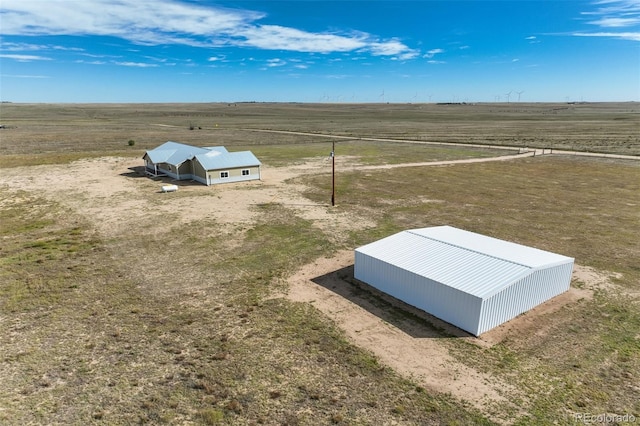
left=505, top=91, right=513, bottom=103
left=379, top=89, right=385, bottom=103
left=516, top=91, right=524, bottom=102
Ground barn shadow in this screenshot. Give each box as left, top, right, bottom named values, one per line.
left=310, top=265, right=473, bottom=339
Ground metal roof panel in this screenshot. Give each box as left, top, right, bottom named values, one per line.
left=195, top=151, right=261, bottom=170
left=144, top=141, right=209, bottom=166
left=409, top=226, right=572, bottom=268
left=145, top=142, right=260, bottom=170
left=355, top=226, right=573, bottom=299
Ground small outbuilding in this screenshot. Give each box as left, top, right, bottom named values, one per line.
left=143, top=141, right=261, bottom=186
left=354, top=225, right=574, bottom=336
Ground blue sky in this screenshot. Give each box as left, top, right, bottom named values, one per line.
left=1, top=0, right=639, bottom=103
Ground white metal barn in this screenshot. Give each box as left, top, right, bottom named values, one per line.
left=354, top=225, right=574, bottom=336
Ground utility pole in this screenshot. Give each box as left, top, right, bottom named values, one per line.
left=331, top=140, right=335, bottom=206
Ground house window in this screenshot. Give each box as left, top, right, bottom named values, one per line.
left=220, top=171, right=229, bottom=178
left=242, top=169, right=250, bottom=176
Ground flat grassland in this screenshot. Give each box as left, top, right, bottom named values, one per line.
left=0, top=102, right=638, bottom=425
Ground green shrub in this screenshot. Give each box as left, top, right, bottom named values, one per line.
left=198, top=408, right=224, bottom=424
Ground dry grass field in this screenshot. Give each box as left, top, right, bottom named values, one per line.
left=0, top=102, right=638, bottom=425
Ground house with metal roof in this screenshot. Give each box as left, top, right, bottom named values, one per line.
left=143, top=141, right=261, bottom=186
left=354, top=225, right=574, bottom=336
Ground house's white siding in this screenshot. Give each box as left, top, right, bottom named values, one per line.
left=354, top=226, right=574, bottom=336
left=207, top=167, right=261, bottom=185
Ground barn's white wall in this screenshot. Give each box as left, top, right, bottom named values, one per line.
left=354, top=226, right=575, bottom=336
left=477, top=262, right=573, bottom=334
left=354, top=251, right=482, bottom=335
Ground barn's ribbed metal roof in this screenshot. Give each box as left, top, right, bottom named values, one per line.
left=355, top=225, right=573, bottom=299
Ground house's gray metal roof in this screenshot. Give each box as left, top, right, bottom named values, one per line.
left=201, top=147, right=228, bottom=154
left=355, top=225, right=573, bottom=299
left=195, top=150, right=261, bottom=171
left=144, top=141, right=209, bottom=166
left=144, top=142, right=260, bottom=170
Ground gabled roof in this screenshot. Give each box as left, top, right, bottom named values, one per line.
left=201, top=147, right=229, bottom=154
left=144, top=142, right=260, bottom=171
left=144, top=141, right=209, bottom=166
left=355, top=226, right=573, bottom=300
left=195, top=150, right=261, bottom=171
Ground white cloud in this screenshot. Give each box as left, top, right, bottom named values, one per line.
left=0, top=54, right=52, bottom=61
left=266, top=58, right=286, bottom=67
left=395, top=51, right=420, bottom=60
left=1, top=74, right=50, bottom=78
left=144, top=56, right=170, bottom=63
left=240, top=25, right=367, bottom=52
left=81, top=52, right=121, bottom=59
left=573, top=31, right=640, bottom=41
left=368, top=38, right=418, bottom=58
left=0, top=0, right=259, bottom=43
left=589, top=17, right=640, bottom=27
left=0, top=0, right=418, bottom=57
left=423, top=48, right=444, bottom=59
left=208, top=56, right=226, bottom=62
left=0, top=42, right=83, bottom=52
left=587, top=0, right=640, bottom=22
left=75, top=60, right=107, bottom=65
left=115, top=61, right=158, bottom=67
left=577, top=0, right=640, bottom=40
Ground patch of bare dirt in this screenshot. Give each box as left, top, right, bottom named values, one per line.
left=3, top=151, right=535, bottom=240
left=476, top=265, right=626, bottom=348
left=280, top=250, right=521, bottom=419
left=2, top=157, right=372, bottom=238
left=279, top=252, right=634, bottom=421
left=572, top=264, right=622, bottom=293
